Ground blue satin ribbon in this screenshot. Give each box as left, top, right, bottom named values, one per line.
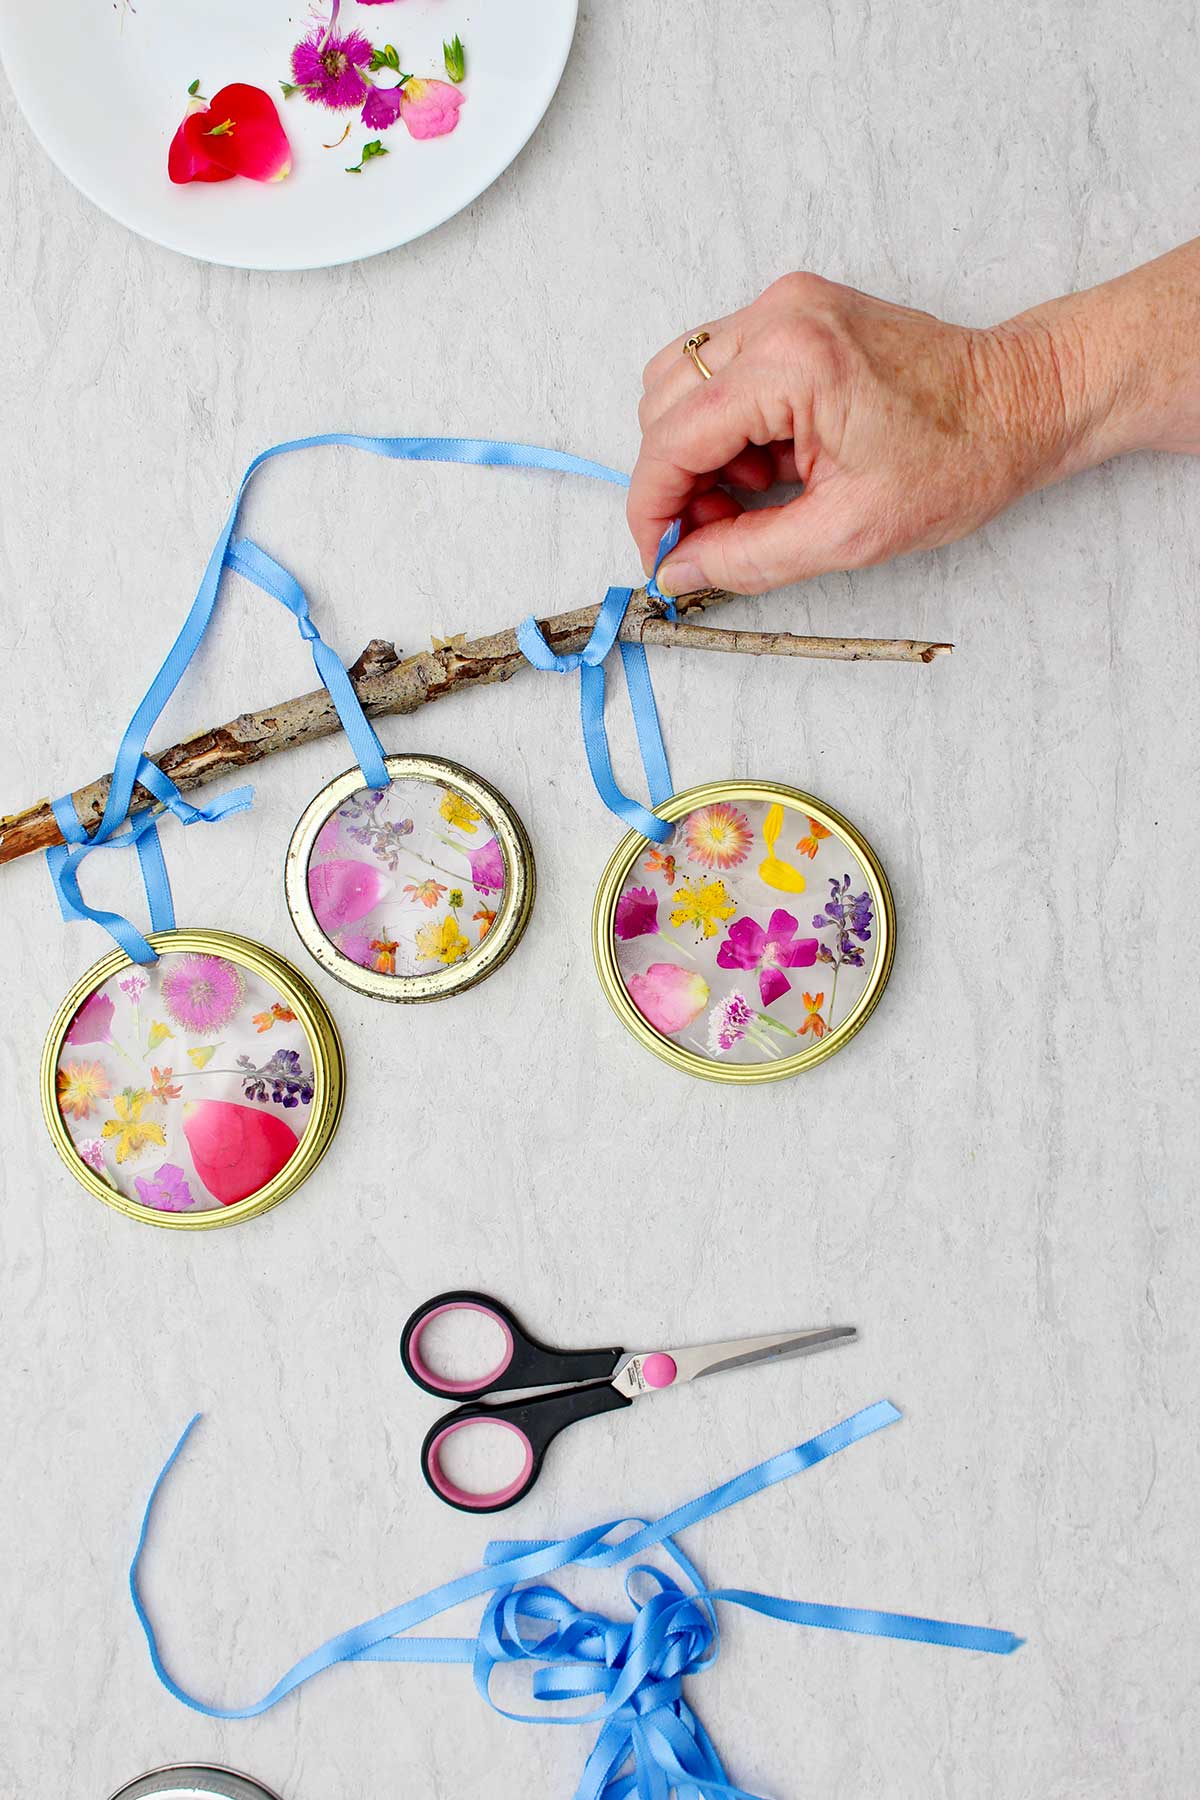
left=46, top=434, right=675, bottom=958
left=130, top=1400, right=1021, bottom=1800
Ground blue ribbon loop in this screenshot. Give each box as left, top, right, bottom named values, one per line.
left=46, top=434, right=671, bottom=959
left=517, top=521, right=681, bottom=844
left=130, top=1400, right=1021, bottom=1800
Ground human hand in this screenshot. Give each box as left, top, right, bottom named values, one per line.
left=628, top=271, right=1105, bottom=597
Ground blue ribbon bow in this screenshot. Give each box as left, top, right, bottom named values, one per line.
left=47, top=434, right=678, bottom=959
left=131, top=1400, right=1021, bottom=1800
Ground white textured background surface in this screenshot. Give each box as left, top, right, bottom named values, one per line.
left=2, top=3, right=1199, bottom=1796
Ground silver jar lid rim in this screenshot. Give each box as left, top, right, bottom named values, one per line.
left=106, top=1765, right=283, bottom=1800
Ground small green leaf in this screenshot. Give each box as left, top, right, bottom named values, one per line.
left=279, top=80, right=300, bottom=99
left=345, top=139, right=390, bottom=174
left=443, top=34, right=466, bottom=82
left=187, top=78, right=201, bottom=97
left=369, top=42, right=403, bottom=72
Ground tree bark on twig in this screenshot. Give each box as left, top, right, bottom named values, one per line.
left=0, top=583, right=951, bottom=867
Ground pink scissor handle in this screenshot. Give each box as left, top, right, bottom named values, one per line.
left=401, top=1290, right=624, bottom=1400
left=402, top=1298, right=516, bottom=1398
left=423, top=1416, right=537, bottom=1512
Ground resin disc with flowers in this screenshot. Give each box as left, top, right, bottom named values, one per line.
left=592, top=782, right=895, bottom=1083
left=42, top=930, right=344, bottom=1227
left=285, top=755, right=535, bottom=1002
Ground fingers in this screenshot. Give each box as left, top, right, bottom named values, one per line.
left=628, top=361, right=803, bottom=570
left=653, top=492, right=844, bottom=597
left=639, top=305, right=747, bottom=391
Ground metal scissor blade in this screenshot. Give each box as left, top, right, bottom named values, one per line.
left=686, top=1327, right=856, bottom=1381
left=612, top=1328, right=856, bottom=1398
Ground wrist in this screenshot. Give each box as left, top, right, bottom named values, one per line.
left=976, top=300, right=1132, bottom=492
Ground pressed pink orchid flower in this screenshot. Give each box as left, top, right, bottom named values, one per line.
left=716, top=908, right=819, bottom=1008
left=401, top=77, right=465, bottom=139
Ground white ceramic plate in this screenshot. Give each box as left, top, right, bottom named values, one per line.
left=0, top=0, right=577, bottom=270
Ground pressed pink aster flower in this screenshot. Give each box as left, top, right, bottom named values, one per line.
left=159, top=955, right=246, bottom=1034
left=291, top=28, right=374, bottom=109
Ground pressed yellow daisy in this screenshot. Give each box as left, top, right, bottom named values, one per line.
left=439, top=790, right=481, bottom=833
left=415, top=914, right=472, bottom=966
left=669, top=878, right=737, bottom=940
left=684, top=802, right=753, bottom=871
left=101, top=1089, right=167, bottom=1164
left=56, top=1060, right=111, bottom=1122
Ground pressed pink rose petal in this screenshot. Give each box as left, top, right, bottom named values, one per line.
left=183, top=1100, right=299, bottom=1206
left=169, top=102, right=236, bottom=184
left=308, top=858, right=390, bottom=932
left=626, top=963, right=709, bottom=1036
left=401, top=77, right=465, bottom=140
left=65, top=990, right=115, bottom=1046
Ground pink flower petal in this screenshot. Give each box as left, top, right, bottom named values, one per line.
left=758, top=966, right=792, bottom=1008
left=626, top=963, right=709, bottom=1036
left=187, top=84, right=292, bottom=183
left=401, top=77, right=465, bottom=140
left=362, top=83, right=406, bottom=130
left=66, top=990, right=115, bottom=1046
left=716, top=915, right=766, bottom=971
left=169, top=104, right=237, bottom=184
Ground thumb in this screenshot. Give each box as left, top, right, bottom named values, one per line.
left=655, top=493, right=844, bottom=597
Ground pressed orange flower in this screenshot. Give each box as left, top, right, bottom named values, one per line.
left=644, top=848, right=677, bottom=886
left=101, top=1090, right=167, bottom=1164
left=415, top=914, right=471, bottom=966
left=371, top=934, right=400, bottom=975
left=798, top=992, right=827, bottom=1039
left=149, top=1065, right=183, bottom=1103
left=404, top=879, right=446, bottom=909
left=473, top=904, right=497, bottom=940
left=252, top=1002, right=297, bottom=1033
left=57, top=1060, right=111, bottom=1122
left=796, top=819, right=831, bottom=860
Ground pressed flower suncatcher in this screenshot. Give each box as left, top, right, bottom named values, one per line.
left=42, top=931, right=344, bottom=1229
left=286, top=755, right=535, bottom=1003
left=593, top=783, right=894, bottom=1083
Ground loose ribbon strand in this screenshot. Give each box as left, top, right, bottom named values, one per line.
left=130, top=1400, right=1021, bottom=1800
left=46, top=435, right=675, bottom=957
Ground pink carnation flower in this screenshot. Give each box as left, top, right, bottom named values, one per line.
left=614, top=885, right=659, bottom=941
left=291, top=28, right=373, bottom=109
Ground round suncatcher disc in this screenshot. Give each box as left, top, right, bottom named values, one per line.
left=285, top=755, right=535, bottom=1002
left=593, top=781, right=895, bottom=1083
left=43, top=929, right=344, bottom=1228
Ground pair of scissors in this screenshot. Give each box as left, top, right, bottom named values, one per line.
left=401, top=1290, right=858, bottom=1513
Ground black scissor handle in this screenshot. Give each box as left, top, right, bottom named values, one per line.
left=401, top=1290, right=624, bottom=1400
left=420, top=1382, right=633, bottom=1513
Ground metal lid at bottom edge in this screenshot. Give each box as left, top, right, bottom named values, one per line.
left=106, top=1766, right=283, bottom=1800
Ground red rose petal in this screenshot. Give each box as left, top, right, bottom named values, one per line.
left=168, top=107, right=236, bottom=184
left=189, top=83, right=293, bottom=183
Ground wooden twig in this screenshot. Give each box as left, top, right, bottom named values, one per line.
left=0, top=584, right=951, bottom=867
